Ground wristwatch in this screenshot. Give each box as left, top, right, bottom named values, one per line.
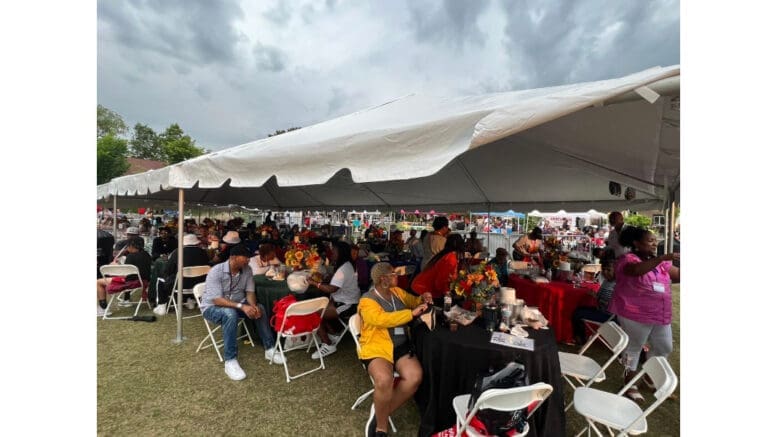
left=236, top=303, right=243, bottom=310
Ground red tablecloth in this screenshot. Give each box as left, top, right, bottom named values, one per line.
left=508, top=274, right=599, bottom=344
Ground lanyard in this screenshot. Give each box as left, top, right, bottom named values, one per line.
left=374, top=289, right=397, bottom=311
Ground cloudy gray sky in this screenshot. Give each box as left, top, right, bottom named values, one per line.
left=97, top=0, right=679, bottom=151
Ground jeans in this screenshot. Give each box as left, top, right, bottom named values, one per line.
left=203, top=303, right=276, bottom=361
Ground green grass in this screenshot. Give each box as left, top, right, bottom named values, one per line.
left=98, top=286, right=680, bottom=436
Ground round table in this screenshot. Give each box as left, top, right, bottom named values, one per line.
left=253, top=275, right=317, bottom=320
left=412, top=322, right=566, bottom=437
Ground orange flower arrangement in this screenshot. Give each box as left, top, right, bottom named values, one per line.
left=450, top=261, right=500, bottom=303
left=284, top=242, right=322, bottom=271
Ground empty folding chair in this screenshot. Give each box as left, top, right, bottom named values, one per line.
left=452, top=382, right=553, bottom=437
left=269, top=297, right=329, bottom=382
left=558, top=321, right=628, bottom=411
left=192, top=283, right=255, bottom=362
left=166, top=265, right=211, bottom=319
left=573, top=356, right=678, bottom=437
left=347, top=313, right=398, bottom=433
left=100, top=264, right=151, bottom=320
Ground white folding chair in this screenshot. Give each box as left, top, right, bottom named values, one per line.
left=558, top=321, right=628, bottom=411
left=166, top=265, right=211, bottom=319
left=452, top=382, right=554, bottom=437
left=269, top=297, right=329, bottom=382
left=573, top=356, right=678, bottom=437
left=347, top=314, right=398, bottom=433
left=100, top=264, right=151, bottom=320
left=581, top=314, right=617, bottom=343
left=193, top=283, right=255, bottom=362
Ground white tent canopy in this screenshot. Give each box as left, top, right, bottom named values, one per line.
left=97, top=65, right=679, bottom=212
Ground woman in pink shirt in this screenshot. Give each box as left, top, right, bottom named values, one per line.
left=609, top=226, right=680, bottom=403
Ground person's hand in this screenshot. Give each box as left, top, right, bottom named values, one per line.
left=242, top=305, right=259, bottom=319
left=412, top=303, right=428, bottom=317
left=421, top=292, right=433, bottom=304
left=661, top=253, right=680, bottom=262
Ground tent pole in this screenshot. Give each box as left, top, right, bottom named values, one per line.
left=112, top=193, right=117, bottom=239
left=668, top=199, right=676, bottom=253
left=173, top=189, right=186, bottom=344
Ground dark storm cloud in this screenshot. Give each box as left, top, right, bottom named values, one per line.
left=499, top=0, right=679, bottom=89
left=98, top=0, right=244, bottom=65
left=406, top=0, right=489, bottom=48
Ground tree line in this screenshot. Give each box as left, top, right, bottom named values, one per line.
left=96, top=105, right=207, bottom=184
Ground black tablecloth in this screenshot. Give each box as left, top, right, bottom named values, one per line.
left=412, top=323, right=566, bottom=437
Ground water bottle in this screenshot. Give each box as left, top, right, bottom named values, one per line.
left=443, top=292, right=452, bottom=312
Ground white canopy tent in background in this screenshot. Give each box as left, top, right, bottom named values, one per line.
left=96, top=65, right=680, bottom=344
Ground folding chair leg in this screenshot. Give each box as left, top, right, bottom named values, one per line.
left=351, top=388, right=374, bottom=410
left=388, top=416, right=397, bottom=433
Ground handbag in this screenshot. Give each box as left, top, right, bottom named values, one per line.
left=270, top=294, right=322, bottom=335
left=467, top=361, right=533, bottom=436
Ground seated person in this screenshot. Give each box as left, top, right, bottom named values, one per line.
left=154, top=233, right=211, bottom=315
left=464, top=229, right=484, bottom=256
left=351, top=243, right=370, bottom=292
left=359, top=262, right=432, bottom=437
left=151, top=226, right=177, bottom=261
left=411, top=234, right=465, bottom=307
left=571, top=253, right=617, bottom=345
left=307, top=241, right=361, bottom=359
left=96, top=237, right=151, bottom=317
left=200, top=244, right=286, bottom=380
left=212, top=230, right=241, bottom=264
left=249, top=243, right=282, bottom=276
left=487, top=247, right=510, bottom=286
left=113, top=226, right=140, bottom=256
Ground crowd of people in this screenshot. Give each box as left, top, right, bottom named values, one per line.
left=96, top=208, right=680, bottom=430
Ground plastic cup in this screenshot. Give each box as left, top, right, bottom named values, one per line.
left=449, top=321, right=459, bottom=332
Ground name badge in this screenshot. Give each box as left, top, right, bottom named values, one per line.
left=394, top=327, right=406, bottom=336
left=652, top=282, right=665, bottom=293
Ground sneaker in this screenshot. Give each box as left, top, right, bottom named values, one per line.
left=624, top=386, right=645, bottom=404
left=117, top=294, right=134, bottom=307
left=365, top=403, right=377, bottom=437
left=284, top=336, right=307, bottom=349
left=96, top=306, right=112, bottom=317
left=224, top=359, right=246, bottom=381
left=311, top=343, right=337, bottom=360
left=185, top=298, right=197, bottom=310
left=153, top=304, right=168, bottom=316
left=265, top=349, right=287, bottom=365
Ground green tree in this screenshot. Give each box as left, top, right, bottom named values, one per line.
left=268, top=127, right=301, bottom=137
left=97, top=135, right=130, bottom=184
left=624, top=213, right=652, bottom=229
left=129, top=123, right=163, bottom=160
left=160, top=124, right=204, bottom=164
left=97, top=105, right=128, bottom=138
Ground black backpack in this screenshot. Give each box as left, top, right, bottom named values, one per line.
left=467, top=361, right=530, bottom=436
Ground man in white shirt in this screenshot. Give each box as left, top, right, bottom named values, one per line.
left=606, top=211, right=629, bottom=258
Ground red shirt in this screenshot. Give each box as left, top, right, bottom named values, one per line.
left=411, top=252, right=458, bottom=298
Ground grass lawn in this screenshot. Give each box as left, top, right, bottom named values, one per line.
left=98, top=285, right=680, bottom=436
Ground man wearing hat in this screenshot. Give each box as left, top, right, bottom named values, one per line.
left=113, top=226, right=140, bottom=256
left=154, top=234, right=211, bottom=316
left=152, top=226, right=178, bottom=261
left=213, top=230, right=241, bottom=264
left=201, top=244, right=286, bottom=380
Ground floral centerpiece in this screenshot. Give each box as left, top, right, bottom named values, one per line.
left=542, top=235, right=569, bottom=270
left=284, top=242, right=322, bottom=272
left=450, top=261, right=500, bottom=306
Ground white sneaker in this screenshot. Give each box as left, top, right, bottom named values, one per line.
left=224, top=359, right=246, bottom=381
left=329, top=331, right=343, bottom=344
left=185, top=298, right=197, bottom=310
left=96, top=306, right=112, bottom=317
left=117, top=294, right=134, bottom=307
left=265, top=349, right=287, bottom=365
left=153, top=304, right=168, bottom=316
left=311, top=343, right=337, bottom=360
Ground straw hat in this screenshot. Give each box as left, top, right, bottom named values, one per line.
left=222, top=231, right=241, bottom=245
left=126, top=227, right=140, bottom=235
left=183, top=234, right=200, bottom=246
